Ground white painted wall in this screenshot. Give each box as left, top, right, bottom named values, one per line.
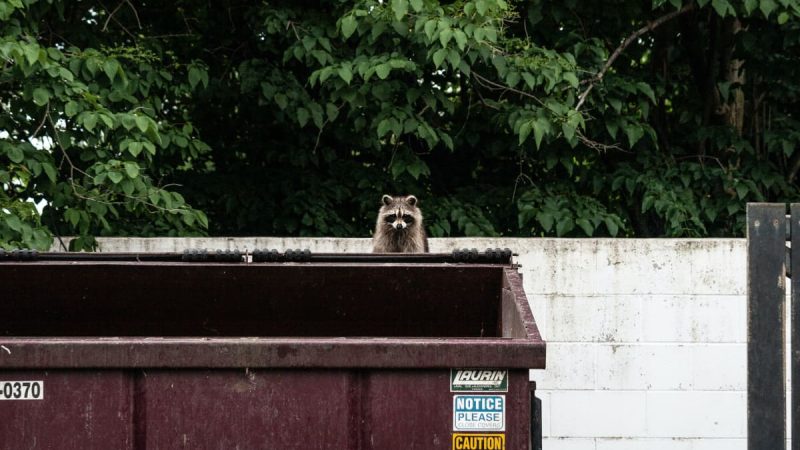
left=56, top=237, right=751, bottom=449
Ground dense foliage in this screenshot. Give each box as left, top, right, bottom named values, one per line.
left=2, top=0, right=800, bottom=249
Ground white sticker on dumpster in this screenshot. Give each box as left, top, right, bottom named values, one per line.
left=0, top=381, right=43, bottom=400
left=450, top=369, right=508, bottom=392
left=453, top=394, right=505, bottom=431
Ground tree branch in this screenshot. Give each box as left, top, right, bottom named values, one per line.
left=472, top=72, right=544, bottom=107
left=575, top=3, right=696, bottom=111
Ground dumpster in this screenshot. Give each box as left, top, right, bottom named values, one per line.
left=0, top=249, right=545, bottom=450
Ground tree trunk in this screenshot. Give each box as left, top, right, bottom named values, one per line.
left=722, top=18, right=745, bottom=135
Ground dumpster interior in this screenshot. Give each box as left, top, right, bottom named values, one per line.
left=1, top=263, right=515, bottom=338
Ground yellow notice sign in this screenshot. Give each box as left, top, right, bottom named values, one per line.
left=452, top=433, right=505, bottom=450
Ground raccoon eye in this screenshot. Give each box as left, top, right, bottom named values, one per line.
left=385, top=214, right=396, bottom=223
left=402, top=214, right=414, bottom=223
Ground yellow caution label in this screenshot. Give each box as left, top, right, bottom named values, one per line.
left=452, top=433, right=505, bottom=450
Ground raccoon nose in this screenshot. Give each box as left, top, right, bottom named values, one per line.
left=395, top=222, right=405, bottom=230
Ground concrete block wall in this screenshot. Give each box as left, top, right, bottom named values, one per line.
left=67, top=237, right=751, bottom=449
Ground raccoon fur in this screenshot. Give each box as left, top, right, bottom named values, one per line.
left=372, top=194, right=429, bottom=253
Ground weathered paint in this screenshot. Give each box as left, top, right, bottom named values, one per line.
left=0, top=256, right=543, bottom=449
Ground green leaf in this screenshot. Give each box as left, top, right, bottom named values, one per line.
left=23, top=44, right=39, bottom=66
left=454, top=29, right=468, bottom=51
left=735, top=183, right=748, bottom=199
left=392, top=0, right=408, bottom=21
left=8, top=146, right=24, bottom=163
left=605, top=218, right=619, bottom=236
left=562, top=120, right=576, bottom=141
left=532, top=118, right=549, bottom=149
left=182, top=212, right=196, bottom=226
left=341, top=16, right=357, bottom=39
left=439, top=28, right=453, bottom=47
left=625, top=125, right=644, bottom=148
left=108, top=171, right=123, bottom=184
left=65, top=101, right=79, bottom=117
left=432, top=48, right=447, bottom=68
left=424, top=20, right=437, bottom=41
left=120, top=114, right=136, bottom=130
left=188, top=66, right=203, bottom=89
left=104, top=59, right=120, bottom=82
left=134, top=115, right=149, bottom=133
left=42, top=163, right=57, bottom=182
left=609, top=98, right=623, bottom=113
left=447, top=49, right=460, bottom=68
left=128, top=142, right=143, bottom=156
left=563, top=72, right=579, bottom=89
left=518, top=121, right=532, bottom=145
left=410, top=0, right=423, bottom=12
left=375, top=63, right=391, bottom=79
left=744, top=0, right=758, bottom=14
left=537, top=212, right=554, bottom=232
left=124, top=162, right=140, bottom=179
left=556, top=217, right=574, bottom=236
left=711, top=0, right=731, bottom=16
left=778, top=11, right=790, bottom=24
left=32, top=87, right=50, bottom=106
left=64, top=209, right=80, bottom=227
left=338, top=65, right=353, bottom=84
left=296, top=107, right=310, bottom=127
left=440, top=132, right=453, bottom=150
left=83, top=113, right=98, bottom=132
left=760, top=0, right=777, bottom=17
left=576, top=218, right=594, bottom=236
left=377, top=118, right=394, bottom=137
left=637, top=82, right=656, bottom=103
left=120, top=179, right=134, bottom=195
left=274, top=93, right=288, bottom=110
left=148, top=190, right=160, bottom=206
left=475, top=0, right=488, bottom=15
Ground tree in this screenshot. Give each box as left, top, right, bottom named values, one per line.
left=2, top=0, right=800, bottom=250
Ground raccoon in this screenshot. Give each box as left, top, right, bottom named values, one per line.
left=372, top=194, right=429, bottom=253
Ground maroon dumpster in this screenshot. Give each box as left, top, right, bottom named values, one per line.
left=0, top=250, right=545, bottom=450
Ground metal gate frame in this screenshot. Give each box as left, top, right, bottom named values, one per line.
left=747, top=203, right=799, bottom=450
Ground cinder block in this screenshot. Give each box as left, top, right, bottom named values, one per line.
left=594, top=344, right=693, bottom=390
left=645, top=391, right=746, bottom=438
left=595, top=437, right=692, bottom=450
left=530, top=343, right=596, bottom=390
left=542, top=437, right=596, bottom=450
left=534, top=389, right=552, bottom=437
left=642, top=296, right=746, bottom=343
left=545, top=295, right=643, bottom=343
left=515, top=239, right=745, bottom=297
left=691, top=438, right=747, bottom=450
left=528, top=293, right=548, bottom=340
left=550, top=390, right=647, bottom=438
left=691, top=344, right=746, bottom=390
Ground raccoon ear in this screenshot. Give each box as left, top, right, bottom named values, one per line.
left=406, top=195, right=418, bottom=206
left=382, top=195, right=393, bottom=206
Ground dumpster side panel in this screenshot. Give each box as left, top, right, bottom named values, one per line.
left=138, top=369, right=530, bottom=449
left=0, top=371, right=133, bottom=449
left=141, top=370, right=352, bottom=449
left=366, top=369, right=530, bottom=450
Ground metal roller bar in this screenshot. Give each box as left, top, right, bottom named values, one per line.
left=1, top=248, right=515, bottom=264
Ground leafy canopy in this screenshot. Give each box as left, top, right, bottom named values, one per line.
left=2, top=0, right=800, bottom=249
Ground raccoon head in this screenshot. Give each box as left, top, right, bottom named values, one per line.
left=379, top=194, right=423, bottom=232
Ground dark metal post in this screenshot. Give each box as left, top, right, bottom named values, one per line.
left=792, top=204, right=800, bottom=450
left=747, top=203, right=787, bottom=450
left=530, top=382, right=542, bottom=450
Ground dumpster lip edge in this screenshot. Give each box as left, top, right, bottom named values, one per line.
left=0, top=337, right=545, bottom=369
